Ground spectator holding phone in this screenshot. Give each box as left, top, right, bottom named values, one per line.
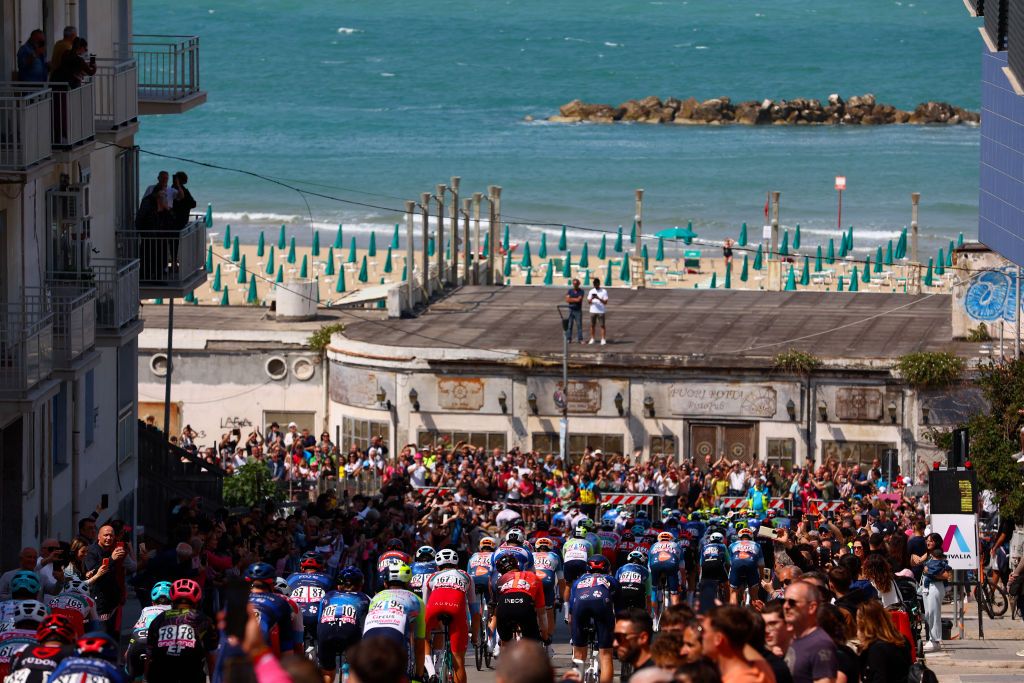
left=84, top=524, right=129, bottom=641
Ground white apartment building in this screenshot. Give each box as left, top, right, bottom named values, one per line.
left=0, top=0, right=205, bottom=566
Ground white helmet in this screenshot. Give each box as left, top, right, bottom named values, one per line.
left=274, top=577, right=290, bottom=594
left=505, top=529, right=525, bottom=545
left=436, top=549, right=459, bottom=568
left=12, top=600, right=50, bottom=625
left=65, top=578, right=89, bottom=595
left=709, top=532, right=724, bottom=543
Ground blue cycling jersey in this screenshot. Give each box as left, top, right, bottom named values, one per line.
left=532, top=551, right=561, bottom=587
left=50, top=656, right=128, bottom=683
left=492, top=544, right=533, bottom=572
left=286, top=572, right=335, bottom=625
left=409, top=561, right=437, bottom=592
left=249, top=591, right=298, bottom=653
left=614, top=562, right=650, bottom=593
left=318, top=590, right=370, bottom=628
left=569, top=573, right=619, bottom=610
left=727, top=540, right=764, bottom=565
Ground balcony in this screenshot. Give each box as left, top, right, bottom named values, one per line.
left=94, top=59, right=139, bottom=132
left=50, top=81, right=95, bottom=151
left=0, top=83, right=52, bottom=174
left=131, top=35, right=206, bottom=115
left=0, top=297, right=54, bottom=398
left=117, top=220, right=208, bottom=298
left=40, top=282, right=97, bottom=371
left=92, top=259, right=140, bottom=330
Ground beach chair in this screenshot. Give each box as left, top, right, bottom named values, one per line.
left=683, top=250, right=702, bottom=273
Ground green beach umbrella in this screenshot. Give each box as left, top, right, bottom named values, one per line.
left=333, top=225, right=344, bottom=249
left=838, top=233, right=848, bottom=258
left=315, top=277, right=320, bottom=304
left=525, top=267, right=532, bottom=285
left=230, top=236, right=240, bottom=262
left=559, top=225, right=567, bottom=251
left=265, top=246, right=275, bottom=274
left=287, top=237, right=296, bottom=264
left=428, top=236, right=436, bottom=257
left=312, top=231, right=320, bottom=257
left=539, top=233, right=548, bottom=259
left=347, top=236, right=357, bottom=263
left=277, top=225, right=287, bottom=249
left=358, top=255, right=369, bottom=283
left=826, top=239, right=835, bottom=264
left=779, top=230, right=789, bottom=257
left=368, top=232, right=377, bottom=258
left=520, top=241, right=532, bottom=269
left=849, top=267, right=860, bottom=292
left=655, top=224, right=697, bottom=245
left=935, top=250, right=945, bottom=276
left=847, top=226, right=854, bottom=251
left=815, top=245, right=823, bottom=272
left=615, top=226, right=624, bottom=253
left=957, top=232, right=964, bottom=247
left=738, top=223, right=748, bottom=247
left=503, top=252, right=512, bottom=278
left=220, top=287, right=229, bottom=306
left=641, top=244, right=649, bottom=270
left=945, top=245, right=953, bottom=267
left=630, top=221, right=637, bottom=244
left=223, top=224, right=231, bottom=250
left=598, top=235, right=607, bottom=260
left=579, top=242, right=590, bottom=269
left=784, top=265, right=796, bottom=291
left=896, top=228, right=907, bottom=259
left=884, top=241, right=893, bottom=266
left=482, top=232, right=489, bottom=258
left=740, top=254, right=749, bottom=282
left=275, top=265, right=283, bottom=284
left=800, top=256, right=810, bottom=285
left=502, top=224, right=510, bottom=252
left=544, top=260, right=554, bottom=285
left=299, top=254, right=308, bottom=279
left=656, top=237, right=665, bottom=262
left=793, top=224, right=801, bottom=250
left=257, top=231, right=265, bottom=258
left=184, top=290, right=196, bottom=304
left=874, top=247, right=883, bottom=273
left=605, top=259, right=614, bottom=287
left=446, top=239, right=452, bottom=261
left=619, top=255, right=631, bottom=282
left=562, top=250, right=572, bottom=278
left=401, top=263, right=406, bottom=281
left=335, top=267, right=346, bottom=293
left=246, top=278, right=257, bottom=304
left=753, top=244, right=763, bottom=270
left=837, top=276, right=845, bottom=292
left=205, top=245, right=213, bottom=272
left=392, top=224, right=400, bottom=250
left=862, top=257, right=871, bottom=282
left=204, top=203, right=213, bottom=228
left=724, top=265, right=732, bottom=289
left=211, top=264, right=222, bottom=291
left=378, top=278, right=385, bottom=308
left=325, top=247, right=336, bottom=276
left=924, top=259, right=934, bottom=286
left=384, top=247, right=393, bottom=273
left=237, top=255, right=248, bottom=283
left=709, top=272, right=717, bottom=289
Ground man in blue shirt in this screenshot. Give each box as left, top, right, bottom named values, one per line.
left=17, top=31, right=48, bottom=82
left=565, top=279, right=584, bottom=343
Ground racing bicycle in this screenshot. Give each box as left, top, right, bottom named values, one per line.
left=572, top=624, right=600, bottom=683
left=475, top=601, right=493, bottom=670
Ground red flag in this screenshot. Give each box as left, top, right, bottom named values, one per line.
left=764, top=197, right=769, bottom=219
left=807, top=500, right=821, bottom=517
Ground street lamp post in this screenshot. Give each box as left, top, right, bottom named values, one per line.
left=556, top=304, right=570, bottom=469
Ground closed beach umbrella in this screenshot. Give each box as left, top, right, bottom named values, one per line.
left=520, top=241, right=532, bottom=269
left=779, top=230, right=789, bottom=257
left=945, top=245, right=953, bottom=267
left=204, top=203, right=213, bottom=228
left=275, top=265, right=283, bottom=284
left=223, top=224, right=231, bottom=250
left=598, top=235, right=607, bottom=260
left=826, top=239, right=835, bottom=265
left=265, top=246, right=275, bottom=274
left=312, top=230, right=320, bottom=257
left=579, top=242, right=590, bottom=269
left=368, top=232, right=377, bottom=258
left=299, top=254, right=308, bottom=279
left=392, top=224, right=400, bottom=249
left=615, top=226, right=624, bottom=253
left=936, top=250, right=946, bottom=276
left=428, top=236, right=435, bottom=257
left=482, top=232, right=489, bottom=258
left=401, top=263, right=407, bottom=281
left=709, top=272, right=717, bottom=289
left=212, top=264, right=222, bottom=291
left=502, top=224, right=510, bottom=252
left=220, top=287, right=230, bottom=306
left=784, top=265, right=796, bottom=291
left=838, top=233, right=848, bottom=258
left=630, top=221, right=637, bottom=244
left=288, top=237, right=297, bottom=264
left=753, top=244, right=763, bottom=270
left=384, top=247, right=393, bottom=274
left=738, top=222, right=748, bottom=247
left=246, top=278, right=257, bottom=304
left=347, top=236, right=357, bottom=263
left=724, top=265, right=732, bottom=289
left=924, top=259, right=934, bottom=286
left=815, top=245, right=823, bottom=272
left=358, top=255, right=369, bottom=283
left=205, top=245, right=213, bottom=272
left=896, top=228, right=907, bottom=259
left=847, top=227, right=854, bottom=251
left=334, top=225, right=344, bottom=249
left=325, top=247, right=335, bottom=276
left=957, top=232, right=964, bottom=248
left=656, top=237, right=665, bottom=262
left=800, top=256, right=810, bottom=285
left=503, top=252, right=512, bottom=278
left=793, top=224, right=801, bottom=250
left=862, top=257, right=871, bottom=282
left=837, top=276, right=845, bottom=292
left=278, top=225, right=287, bottom=249
left=562, top=250, right=572, bottom=277
left=544, top=260, right=554, bottom=285
left=525, top=268, right=532, bottom=285
left=335, top=267, right=347, bottom=293
left=884, top=240, right=893, bottom=266
left=619, top=255, right=631, bottom=282
left=849, top=267, right=860, bottom=292
left=230, top=236, right=240, bottom=262
left=257, top=231, right=265, bottom=257
left=641, top=244, right=649, bottom=271
left=873, top=250, right=882, bottom=273
left=605, top=259, right=614, bottom=286
left=184, top=290, right=196, bottom=304
left=539, top=233, right=548, bottom=259
left=740, top=254, right=749, bottom=282
left=237, top=255, right=248, bottom=283
left=559, top=225, right=567, bottom=251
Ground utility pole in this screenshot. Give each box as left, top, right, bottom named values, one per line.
left=435, top=184, right=446, bottom=289
left=420, top=192, right=431, bottom=298
left=405, top=200, right=415, bottom=308
left=492, top=186, right=503, bottom=286
left=450, top=176, right=460, bottom=285
left=462, top=197, right=471, bottom=288
left=486, top=186, right=497, bottom=285
left=911, top=192, right=921, bottom=294
left=472, top=192, right=482, bottom=285
left=634, top=189, right=645, bottom=289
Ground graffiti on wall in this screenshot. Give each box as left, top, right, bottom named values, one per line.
left=964, top=268, right=1022, bottom=322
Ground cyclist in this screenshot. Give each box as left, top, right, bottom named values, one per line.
left=409, top=546, right=438, bottom=593
left=48, top=634, right=127, bottom=683
left=614, top=530, right=639, bottom=570
left=596, top=522, right=620, bottom=567
left=568, top=556, right=618, bottom=683
left=491, top=554, right=547, bottom=650
left=124, top=581, right=173, bottom=680
left=7, top=614, right=78, bottom=683
left=614, top=550, right=651, bottom=613
left=697, top=531, right=731, bottom=614
left=46, top=578, right=98, bottom=637
left=376, top=539, right=412, bottom=592
left=676, top=528, right=698, bottom=605
left=561, top=526, right=595, bottom=617
left=286, top=552, right=335, bottom=645
left=684, top=512, right=706, bottom=541
left=579, top=519, right=603, bottom=556
left=423, top=549, right=479, bottom=683
left=317, top=566, right=370, bottom=683
left=531, top=537, right=562, bottom=654
left=528, top=520, right=554, bottom=546
left=648, top=531, right=684, bottom=624
left=727, top=527, right=763, bottom=606
left=0, top=601, right=50, bottom=680
left=146, top=579, right=218, bottom=683
left=493, top=529, right=534, bottom=572
left=467, top=537, right=496, bottom=600
left=1, top=572, right=43, bottom=629
left=363, top=563, right=426, bottom=683
left=246, top=562, right=301, bottom=656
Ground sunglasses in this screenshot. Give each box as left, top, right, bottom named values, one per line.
left=784, top=598, right=816, bottom=608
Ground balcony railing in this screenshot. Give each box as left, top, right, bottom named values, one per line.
left=117, top=220, right=207, bottom=295
left=131, top=35, right=203, bottom=106
left=94, top=59, right=139, bottom=131
left=39, top=282, right=97, bottom=368
left=50, top=81, right=95, bottom=149
left=92, top=258, right=140, bottom=329
left=0, top=296, right=54, bottom=395
left=0, top=83, right=52, bottom=171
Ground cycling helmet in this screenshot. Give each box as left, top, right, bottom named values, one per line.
left=11, top=600, right=49, bottom=626
left=151, top=581, right=173, bottom=603
left=620, top=531, right=635, bottom=542
left=737, top=527, right=754, bottom=539
left=652, top=520, right=665, bottom=531
left=572, top=526, right=588, bottom=540
left=600, top=521, right=615, bottom=531
left=644, top=528, right=658, bottom=539
left=657, top=532, right=675, bottom=543
left=479, top=537, right=497, bottom=552
left=587, top=555, right=610, bottom=574
left=630, top=525, right=645, bottom=537
left=338, top=566, right=364, bottom=586
left=534, top=520, right=550, bottom=531
left=77, top=633, right=118, bottom=662
left=636, top=510, right=648, bottom=520
left=274, top=577, right=290, bottom=594
left=435, top=549, right=459, bottom=568
left=661, top=507, right=672, bottom=519
left=65, top=578, right=90, bottom=595
left=579, top=518, right=595, bottom=532
left=386, top=538, right=405, bottom=552
left=627, top=550, right=646, bottom=564
left=37, top=614, right=76, bottom=644
left=171, top=578, right=202, bottom=605
left=300, top=551, right=325, bottom=572
left=709, top=532, right=725, bottom=543
left=494, top=554, right=520, bottom=575
left=505, top=529, right=525, bottom=545
left=245, top=562, right=276, bottom=584
left=415, top=546, right=436, bottom=563
left=10, top=571, right=41, bottom=596
left=534, top=537, right=554, bottom=551
left=387, top=563, right=412, bottom=585
left=665, top=516, right=679, bottom=528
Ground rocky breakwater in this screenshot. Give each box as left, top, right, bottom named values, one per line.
left=545, top=94, right=980, bottom=126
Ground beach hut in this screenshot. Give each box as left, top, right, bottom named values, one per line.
left=579, top=242, right=590, bottom=269
left=299, top=255, right=308, bottom=279
left=368, top=232, right=377, bottom=258
left=740, top=254, right=749, bottom=282
left=325, top=248, right=336, bottom=276
left=257, top=231, right=265, bottom=257
left=559, top=225, right=568, bottom=251
left=287, top=237, right=297, bottom=264
left=358, top=255, right=369, bottom=283
left=738, top=223, right=748, bottom=247
left=334, top=225, right=344, bottom=249
left=237, top=255, right=248, bottom=283
left=312, top=231, right=320, bottom=257
left=278, top=225, right=287, bottom=250
left=539, top=233, right=548, bottom=259
left=598, top=235, right=607, bottom=260
left=784, top=265, right=797, bottom=291
left=520, top=242, right=533, bottom=269
left=615, top=226, right=624, bottom=253
left=230, top=236, right=240, bottom=262
left=265, top=247, right=275, bottom=274
left=211, top=264, right=222, bottom=291
left=223, top=224, right=231, bottom=250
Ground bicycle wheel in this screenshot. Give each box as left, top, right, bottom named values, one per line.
left=475, top=620, right=484, bottom=671
left=987, top=583, right=1009, bottom=617
left=439, top=647, right=454, bottom=683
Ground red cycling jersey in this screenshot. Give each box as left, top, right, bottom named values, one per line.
left=494, top=571, right=545, bottom=609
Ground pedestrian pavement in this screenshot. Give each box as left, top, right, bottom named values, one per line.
left=932, top=602, right=1024, bottom=683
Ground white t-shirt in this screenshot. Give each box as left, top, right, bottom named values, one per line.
left=587, top=288, right=608, bottom=314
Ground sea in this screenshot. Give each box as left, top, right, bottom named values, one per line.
left=135, top=0, right=984, bottom=255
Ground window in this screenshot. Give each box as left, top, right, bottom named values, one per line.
left=650, top=435, right=676, bottom=457
left=765, top=438, right=795, bottom=470
left=532, top=433, right=623, bottom=462
left=117, top=404, right=136, bottom=465
left=820, top=440, right=896, bottom=467
left=341, top=417, right=390, bottom=453
left=417, top=431, right=506, bottom=453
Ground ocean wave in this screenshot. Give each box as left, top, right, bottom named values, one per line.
left=380, top=72, right=396, bottom=77
left=799, top=227, right=902, bottom=240
left=564, top=37, right=587, bottom=43
left=604, top=41, right=621, bottom=47
left=337, top=27, right=361, bottom=34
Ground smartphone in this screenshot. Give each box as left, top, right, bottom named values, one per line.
left=100, top=494, right=109, bottom=510
left=762, top=568, right=772, bottom=581
left=102, top=558, right=110, bottom=569
left=224, top=578, right=250, bottom=640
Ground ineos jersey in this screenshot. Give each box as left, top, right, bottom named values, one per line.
left=7, top=644, right=75, bottom=683
left=146, top=608, right=219, bottom=683
left=49, top=656, right=128, bottom=683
